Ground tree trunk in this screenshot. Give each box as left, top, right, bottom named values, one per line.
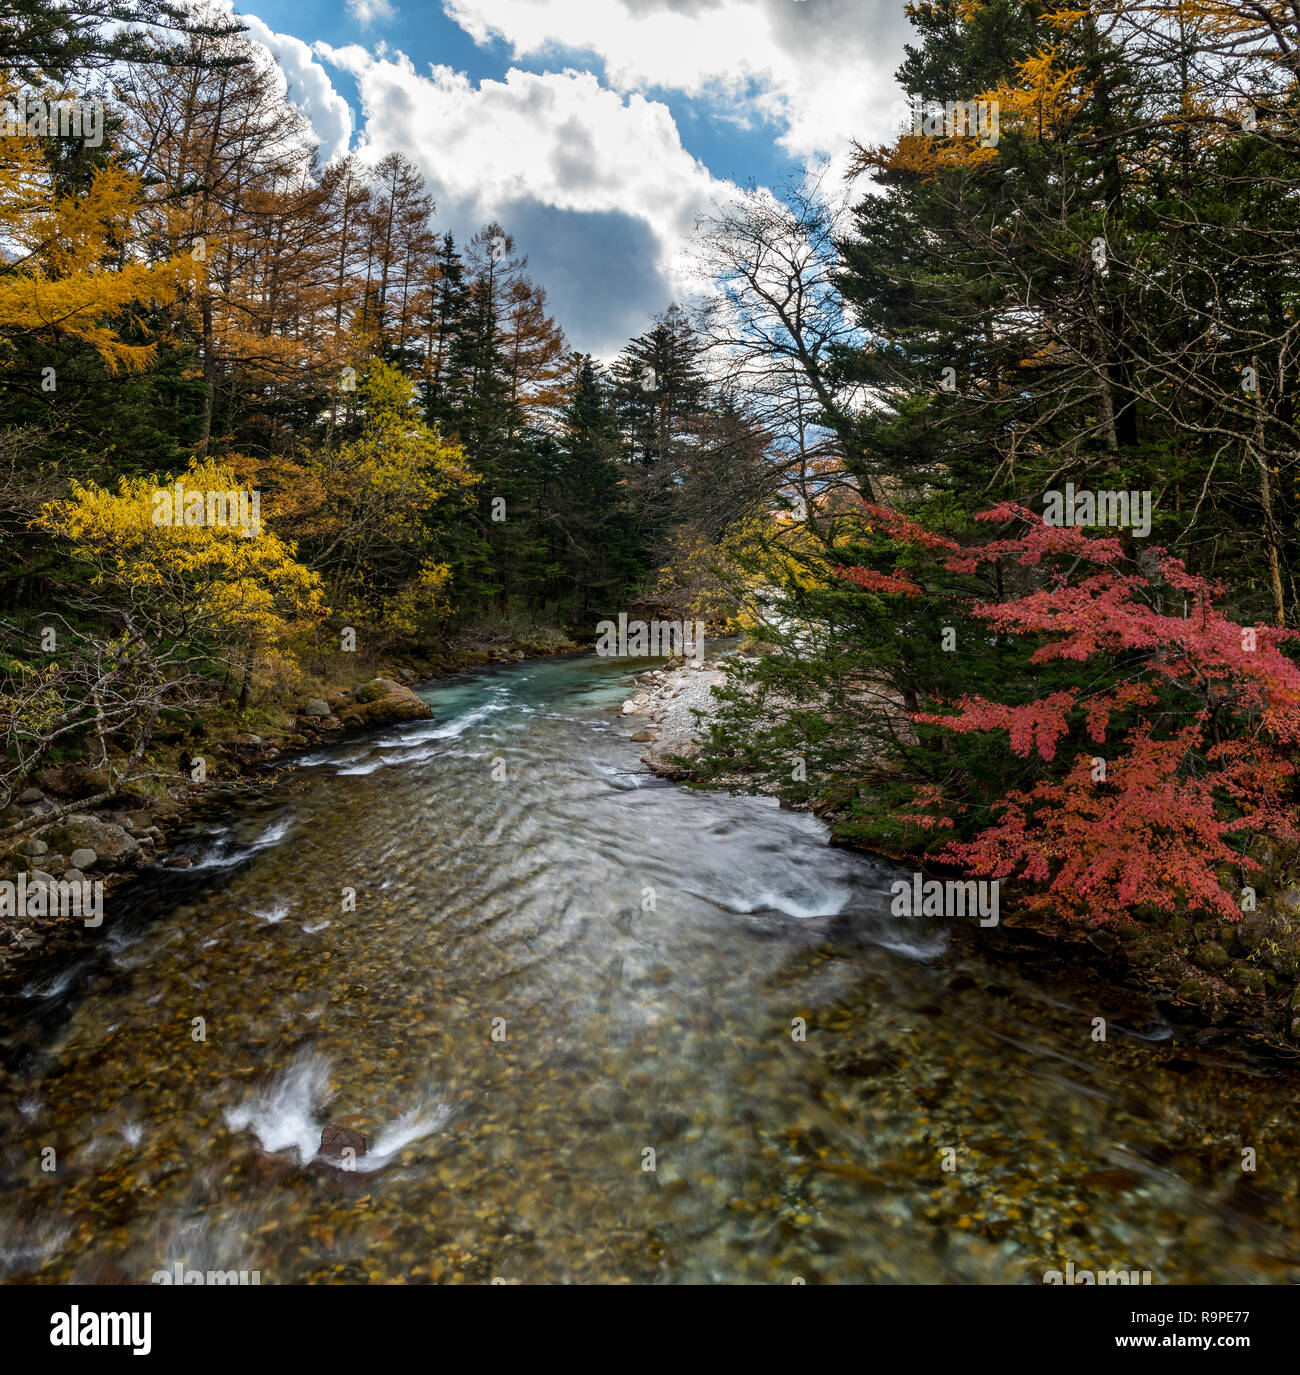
left=237, top=637, right=256, bottom=711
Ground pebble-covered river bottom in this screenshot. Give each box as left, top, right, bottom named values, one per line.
left=1, top=651, right=1299, bottom=1284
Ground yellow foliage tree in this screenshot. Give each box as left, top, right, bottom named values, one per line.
left=36, top=457, right=323, bottom=704
left=855, top=5, right=1094, bottom=180
left=301, top=359, right=478, bottom=632
left=656, top=505, right=844, bottom=633
left=0, top=75, right=201, bottom=371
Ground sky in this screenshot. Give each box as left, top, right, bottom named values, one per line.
left=230, top=0, right=915, bottom=356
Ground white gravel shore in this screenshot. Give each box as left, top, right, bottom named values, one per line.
left=617, top=660, right=725, bottom=778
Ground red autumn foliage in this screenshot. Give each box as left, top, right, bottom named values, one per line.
left=838, top=502, right=1300, bottom=924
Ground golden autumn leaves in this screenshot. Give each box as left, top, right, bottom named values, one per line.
left=0, top=128, right=201, bottom=372
left=35, top=362, right=477, bottom=678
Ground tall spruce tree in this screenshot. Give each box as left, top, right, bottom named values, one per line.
left=553, top=354, right=644, bottom=618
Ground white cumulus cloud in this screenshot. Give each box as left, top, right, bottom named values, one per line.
left=239, top=13, right=355, bottom=163
left=440, top=0, right=911, bottom=168
left=311, top=41, right=738, bottom=302
left=227, top=0, right=911, bottom=348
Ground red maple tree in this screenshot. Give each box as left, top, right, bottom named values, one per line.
left=839, top=502, right=1300, bottom=924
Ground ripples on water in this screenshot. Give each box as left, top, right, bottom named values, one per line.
left=0, top=652, right=1298, bottom=1284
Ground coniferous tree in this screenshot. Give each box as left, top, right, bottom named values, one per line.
left=553, top=354, right=644, bottom=618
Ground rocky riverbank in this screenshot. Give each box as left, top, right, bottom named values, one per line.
left=0, top=675, right=432, bottom=975
left=619, top=660, right=727, bottom=780
left=621, top=654, right=794, bottom=801
left=620, top=657, right=1300, bottom=1049
left=0, top=627, right=580, bottom=980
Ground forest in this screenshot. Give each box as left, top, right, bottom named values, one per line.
left=3, top=0, right=1300, bottom=1306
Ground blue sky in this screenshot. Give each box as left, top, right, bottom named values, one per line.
left=234, top=0, right=913, bottom=355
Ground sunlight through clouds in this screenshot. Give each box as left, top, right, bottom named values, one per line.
left=309, top=43, right=737, bottom=342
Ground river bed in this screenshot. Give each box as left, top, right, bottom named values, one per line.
left=0, top=651, right=1298, bottom=1283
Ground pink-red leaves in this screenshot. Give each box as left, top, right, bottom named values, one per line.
left=840, top=500, right=1300, bottom=924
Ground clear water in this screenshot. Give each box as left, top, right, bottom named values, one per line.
left=1, top=653, right=1298, bottom=1284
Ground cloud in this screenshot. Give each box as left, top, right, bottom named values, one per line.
left=490, top=201, right=669, bottom=355
left=347, top=0, right=397, bottom=25
left=439, top=0, right=913, bottom=169
left=239, top=14, right=354, bottom=162
left=311, top=42, right=739, bottom=346
left=230, top=0, right=910, bottom=349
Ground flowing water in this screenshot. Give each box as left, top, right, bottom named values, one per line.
left=1, top=651, right=1299, bottom=1284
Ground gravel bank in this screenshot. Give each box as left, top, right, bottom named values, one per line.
left=618, top=661, right=726, bottom=779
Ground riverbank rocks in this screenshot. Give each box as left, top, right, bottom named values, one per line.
left=335, top=678, right=432, bottom=728
left=1193, top=941, right=1230, bottom=973
left=34, top=765, right=110, bottom=799
left=117, top=810, right=160, bottom=838
left=43, top=816, right=141, bottom=871
left=304, top=698, right=331, bottom=718
left=621, top=663, right=734, bottom=786
left=222, top=733, right=275, bottom=763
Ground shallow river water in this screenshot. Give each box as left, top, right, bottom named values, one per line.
left=1, top=652, right=1299, bottom=1284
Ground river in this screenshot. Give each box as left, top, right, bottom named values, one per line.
left=1, top=651, right=1297, bottom=1283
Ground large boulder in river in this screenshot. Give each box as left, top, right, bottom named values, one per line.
left=352, top=678, right=396, bottom=704
left=336, top=678, right=432, bottom=729
left=43, top=815, right=141, bottom=871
